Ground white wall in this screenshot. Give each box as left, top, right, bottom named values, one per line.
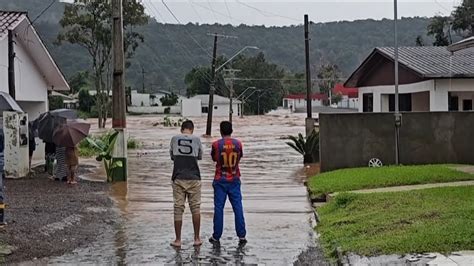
left=0, top=39, right=8, bottom=92
left=128, top=106, right=181, bottom=114
left=131, top=90, right=151, bottom=106
left=181, top=99, right=202, bottom=117
left=13, top=35, right=49, bottom=102
left=359, top=80, right=435, bottom=112
left=211, top=103, right=240, bottom=116
left=336, top=97, right=359, bottom=109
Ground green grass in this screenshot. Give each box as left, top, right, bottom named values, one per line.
left=308, top=165, right=474, bottom=198
left=317, top=186, right=474, bottom=258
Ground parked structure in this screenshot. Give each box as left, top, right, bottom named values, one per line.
left=345, top=46, right=474, bottom=112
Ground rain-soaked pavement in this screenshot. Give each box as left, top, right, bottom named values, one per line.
left=47, top=113, right=323, bottom=265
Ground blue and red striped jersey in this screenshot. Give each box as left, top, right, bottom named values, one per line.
left=211, top=137, right=243, bottom=181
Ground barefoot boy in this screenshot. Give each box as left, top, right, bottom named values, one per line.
left=169, top=120, right=203, bottom=247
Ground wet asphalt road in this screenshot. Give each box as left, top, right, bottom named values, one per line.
left=47, top=114, right=325, bottom=265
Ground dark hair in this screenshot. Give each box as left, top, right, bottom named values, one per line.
left=181, top=120, right=194, bottom=131
left=220, top=121, right=233, bottom=136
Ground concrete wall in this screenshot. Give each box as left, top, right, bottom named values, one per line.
left=319, top=112, right=474, bottom=172
left=131, top=91, right=151, bottom=106
left=128, top=106, right=181, bottom=114
left=181, top=99, right=202, bottom=117
left=211, top=103, right=240, bottom=116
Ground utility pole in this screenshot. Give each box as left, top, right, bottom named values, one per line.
left=8, top=30, right=15, bottom=99
left=394, top=0, right=401, bottom=165
left=111, top=0, right=127, bottom=181
left=224, top=69, right=240, bottom=123
left=205, top=33, right=238, bottom=136
left=206, top=34, right=218, bottom=136
left=304, top=14, right=315, bottom=136
left=141, top=66, right=146, bottom=93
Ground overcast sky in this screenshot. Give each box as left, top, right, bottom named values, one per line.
left=140, top=0, right=462, bottom=26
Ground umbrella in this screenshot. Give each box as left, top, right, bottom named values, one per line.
left=37, top=109, right=78, bottom=143
left=52, top=120, right=91, bottom=147
left=0, top=91, right=23, bottom=113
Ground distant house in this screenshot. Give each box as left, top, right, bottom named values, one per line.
left=282, top=93, right=327, bottom=112
left=0, top=11, right=69, bottom=119
left=332, top=84, right=359, bottom=109
left=190, top=94, right=242, bottom=117
left=345, top=46, right=474, bottom=112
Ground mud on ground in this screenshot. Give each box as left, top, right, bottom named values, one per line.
left=0, top=167, right=117, bottom=263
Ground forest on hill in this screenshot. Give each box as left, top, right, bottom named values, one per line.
left=0, top=0, right=434, bottom=91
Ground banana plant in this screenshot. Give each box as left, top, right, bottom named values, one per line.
left=286, top=131, right=320, bottom=164
left=86, top=130, right=123, bottom=182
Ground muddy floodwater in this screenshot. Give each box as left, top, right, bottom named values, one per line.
left=48, top=113, right=321, bottom=265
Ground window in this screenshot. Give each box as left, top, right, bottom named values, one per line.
left=448, top=93, right=459, bottom=111
left=214, top=106, right=218, bottom=110
left=202, top=106, right=209, bottom=113
left=463, top=99, right=472, bottom=111
left=362, top=93, right=373, bottom=112
left=389, top=94, right=412, bottom=112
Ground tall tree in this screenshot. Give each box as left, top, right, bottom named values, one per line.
left=415, top=35, right=425, bottom=46
left=427, top=16, right=452, bottom=46
left=68, top=71, right=89, bottom=94
left=451, top=0, right=474, bottom=37
left=317, top=63, right=342, bottom=104
left=56, top=0, right=147, bottom=128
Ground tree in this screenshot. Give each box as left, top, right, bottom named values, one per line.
left=451, top=0, right=474, bottom=37
left=56, top=0, right=148, bottom=128
left=427, top=16, right=452, bottom=46
left=184, top=56, right=227, bottom=97
left=415, top=35, right=425, bottom=46
left=48, top=95, right=64, bottom=110
left=316, top=63, right=342, bottom=105
left=78, top=88, right=95, bottom=113
left=160, top=93, right=179, bottom=106
left=68, top=71, right=89, bottom=94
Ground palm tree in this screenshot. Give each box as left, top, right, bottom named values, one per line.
left=286, top=131, right=320, bottom=164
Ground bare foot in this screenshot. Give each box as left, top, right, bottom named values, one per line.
left=170, top=240, right=181, bottom=248
left=193, top=238, right=203, bottom=246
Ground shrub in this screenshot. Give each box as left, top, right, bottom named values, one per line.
left=286, top=131, right=320, bottom=164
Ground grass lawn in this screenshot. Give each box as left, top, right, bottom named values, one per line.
left=316, top=186, right=474, bottom=258
left=308, top=165, right=474, bottom=198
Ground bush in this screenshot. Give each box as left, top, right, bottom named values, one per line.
left=48, top=95, right=64, bottom=110
left=79, top=131, right=140, bottom=157
left=164, top=107, right=171, bottom=114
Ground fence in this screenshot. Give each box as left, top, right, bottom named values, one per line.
left=319, top=112, right=474, bottom=172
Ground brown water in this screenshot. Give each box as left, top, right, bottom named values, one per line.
left=48, top=113, right=319, bottom=265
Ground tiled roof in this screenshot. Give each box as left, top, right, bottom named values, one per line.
left=377, top=46, right=474, bottom=78
left=0, top=11, right=27, bottom=39
left=284, top=93, right=328, bottom=100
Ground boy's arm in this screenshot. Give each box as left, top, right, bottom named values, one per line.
left=197, top=138, right=203, bottom=160
left=211, top=141, right=217, bottom=162
left=169, top=137, right=175, bottom=161
left=238, top=140, right=243, bottom=159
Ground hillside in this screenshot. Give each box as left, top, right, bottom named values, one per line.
left=0, top=0, right=434, bottom=91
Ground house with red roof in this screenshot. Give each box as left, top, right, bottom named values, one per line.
left=282, top=93, right=327, bottom=112
left=332, top=83, right=359, bottom=109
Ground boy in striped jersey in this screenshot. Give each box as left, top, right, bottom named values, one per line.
left=209, top=121, right=247, bottom=245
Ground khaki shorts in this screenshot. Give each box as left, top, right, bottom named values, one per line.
left=172, top=179, right=201, bottom=221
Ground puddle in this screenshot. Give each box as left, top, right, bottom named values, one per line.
left=48, top=114, right=321, bottom=264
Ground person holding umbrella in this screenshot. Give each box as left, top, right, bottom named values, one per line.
left=53, top=119, right=90, bottom=185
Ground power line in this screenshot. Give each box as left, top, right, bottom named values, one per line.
left=224, top=0, right=233, bottom=21
left=31, top=0, right=56, bottom=25
left=207, top=0, right=218, bottom=22
left=235, top=0, right=300, bottom=22
left=161, top=0, right=213, bottom=58
left=188, top=0, right=204, bottom=22
left=145, top=1, right=214, bottom=85
left=433, top=0, right=452, bottom=12
left=191, top=1, right=239, bottom=23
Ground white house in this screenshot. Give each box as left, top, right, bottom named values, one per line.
left=190, top=94, right=242, bottom=117
left=0, top=11, right=70, bottom=160
left=0, top=11, right=69, bottom=118
left=345, top=46, right=474, bottom=112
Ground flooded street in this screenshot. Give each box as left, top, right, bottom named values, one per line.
left=48, top=113, right=321, bottom=265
